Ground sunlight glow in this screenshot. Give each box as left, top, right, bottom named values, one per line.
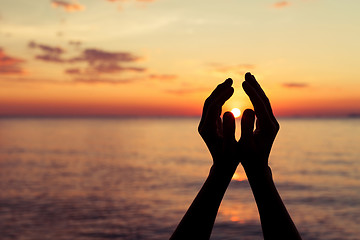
left=231, top=108, right=241, bottom=118
left=232, top=172, right=247, bottom=182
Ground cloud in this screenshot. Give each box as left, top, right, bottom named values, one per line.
left=29, top=41, right=145, bottom=74
left=65, top=72, right=178, bottom=85
left=209, top=63, right=255, bottom=76
left=68, top=48, right=145, bottom=74
left=25, top=41, right=176, bottom=85
left=71, top=77, right=139, bottom=84
left=29, top=41, right=67, bottom=63
left=51, top=0, right=85, bottom=12
left=0, top=75, right=140, bottom=86
left=282, top=83, right=309, bottom=88
left=148, top=74, right=177, bottom=81
left=165, top=87, right=208, bottom=95
left=71, top=48, right=141, bottom=64
left=272, top=1, right=291, bottom=8
left=65, top=68, right=81, bottom=74
left=0, top=48, right=26, bottom=75
left=68, top=73, right=176, bottom=84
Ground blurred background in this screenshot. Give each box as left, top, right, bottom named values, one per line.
left=0, top=0, right=360, bottom=239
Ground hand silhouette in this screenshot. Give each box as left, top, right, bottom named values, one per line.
left=198, top=78, right=238, bottom=172
left=171, top=73, right=301, bottom=240
left=198, top=73, right=279, bottom=174
left=239, top=72, right=280, bottom=174
left=239, top=73, right=301, bottom=240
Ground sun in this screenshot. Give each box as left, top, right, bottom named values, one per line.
left=231, top=108, right=241, bottom=118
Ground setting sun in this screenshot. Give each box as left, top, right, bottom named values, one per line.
left=231, top=108, right=241, bottom=118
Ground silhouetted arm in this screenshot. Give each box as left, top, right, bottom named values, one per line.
left=170, top=165, right=235, bottom=240
left=170, top=78, right=239, bottom=240
left=246, top=166, right=301, bottom=240
left=239, top=73, right=302, bottom=240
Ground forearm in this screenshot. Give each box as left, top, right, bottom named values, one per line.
left=245, top=166, right=302, bottom=240
left=170, top=164, right=236, bottom=240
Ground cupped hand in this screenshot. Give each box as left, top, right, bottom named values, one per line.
left=198, top=73, right=279, bottom=174
left=198, top=78, right=238, bottom=172
left=239, top=73, right=280, bottom=174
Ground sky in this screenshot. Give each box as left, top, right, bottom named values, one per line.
left=1, top=0, right=360, bottom=117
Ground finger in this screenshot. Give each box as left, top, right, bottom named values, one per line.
left=199, top=78, right=233, bottom=130
left=199, top=86, right=234, bottom=140
left=216, top=115, right=222, bottom=137
left=223, top=111, right=236, bottom=145
left=242, top=81, right=271, bottom=125
left=240, top=109, right=255, bottom=141
left=245, top=72, right=277, bottom=125
left=214, top=86, right=234, bottom=107
left=204, top=87, right=234, bottom=126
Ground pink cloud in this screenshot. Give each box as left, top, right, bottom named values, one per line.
left=69, top=48, right=145, bottom=74
left=29, top=42, right=145, bottom=74
left=65, top=68, right=81, bottom=74
left=71, top=48, right=141, bottom=64
left=282, top=83, right=309, bottom=88
left=272, top=1, right=291, bottom=8
left=29, top=41, right=67, bottom=63
left=165, top=87, right=208, bottom=95
left=71, top=77, right=139, bottom=84
left=0, top=48, right=26, bottom=75
left=51, top=0, right=85, bottom=12
left=25, top=41, right=177, bottom=85
left=148, top=74, right=177, bottom=81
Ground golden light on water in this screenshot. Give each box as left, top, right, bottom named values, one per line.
left=231, top=108, right=241, bottom=118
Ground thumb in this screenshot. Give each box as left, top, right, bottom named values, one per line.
left=240, top=109, right=255, bottom=142
left=223, top=111, right=236, bottom=146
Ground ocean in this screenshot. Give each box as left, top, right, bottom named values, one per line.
left=0, top=117, right=359, bottom=240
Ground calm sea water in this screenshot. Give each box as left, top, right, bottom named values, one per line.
left=0, top=117, right=359, bottom=240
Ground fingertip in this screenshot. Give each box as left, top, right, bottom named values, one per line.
left=223, top=78, right=233, bottom=86
left=223, top=86, right=234, bottom=101
left=223, top=111, right=235, bottom=121
left=243, top=108, right=255, bottom=118
left=229, top=86, right=234, bottom=95
left=245, top=72, right=253, bottom=81
left=223, top=111, right=235, bottom=141
left=245, top=72, right=256, bottom=83
left=242, top=81, right=250, bottom=92
left=241, top=109, right=255, bottom=133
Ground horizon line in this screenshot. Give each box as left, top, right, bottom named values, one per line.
left=0, top=114, right=359, bottom=119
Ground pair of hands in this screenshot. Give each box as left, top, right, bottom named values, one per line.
left=170, top=72, right=301, bottom=240
left=198, top=73, right=279, bottom=175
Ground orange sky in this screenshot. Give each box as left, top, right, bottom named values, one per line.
left=1, top=0, right=360, bottom=117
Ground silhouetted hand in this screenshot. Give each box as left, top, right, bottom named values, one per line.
left=239, top=73, right=301, bottom=240
left=198, top=78, right=238, bottom=172
left=239, top=73, right=280, bottom=174
left=170, top=78, right=237, bottom=240
left=171, top=73, right=301, bottom=240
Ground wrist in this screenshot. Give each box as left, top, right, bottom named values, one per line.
left=210, top=163, right=237, bottom=179
left=243, top=165, right=272, bottom=181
